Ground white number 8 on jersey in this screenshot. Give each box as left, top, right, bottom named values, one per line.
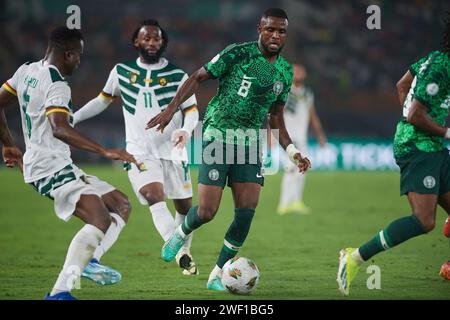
left=238, top=79, right=252, bottom=98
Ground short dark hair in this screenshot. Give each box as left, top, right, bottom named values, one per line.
left=131, top=19, right=168, bottom=51
left=263, top=8, right=288, bottom=20
left=48, top=26, right=83, bottom=51
left=444, top=12, right=450, bottom=53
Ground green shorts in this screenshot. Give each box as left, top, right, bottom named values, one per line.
left=396, top=149, right=450, bottom=195
left=198, top=141, right=264, bottom=188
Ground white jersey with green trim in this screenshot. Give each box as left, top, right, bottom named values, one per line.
left=103, top=57, right=197, bottom=160
left=283, top=85, right=314, bottom=147
left=3, top=60, right=73, bottom=183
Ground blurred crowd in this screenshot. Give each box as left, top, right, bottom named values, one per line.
left=0, top=0, right=448, bottom=162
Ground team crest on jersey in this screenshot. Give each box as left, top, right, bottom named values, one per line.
left=423, top=176, right=436, bottom=189
left=159, top=77, right=168, bottom=86
left=129, top=72, right=138, bottom=84
left=273, top=81, right=283, bottom=96
left=426, top=83, right=439, bottom=96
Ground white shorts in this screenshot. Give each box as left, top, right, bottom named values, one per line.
left=29, top=164, right=115, bottom=222
left=127, top=157, right=193, bottom=205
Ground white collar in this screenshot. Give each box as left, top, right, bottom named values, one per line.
left=41, top=59, right=65, bottom=80
left=136, top=57, right=168, bottom=70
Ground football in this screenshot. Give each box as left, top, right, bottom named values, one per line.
left=444, top=217, right=450, bottom=238
left=222, top=257, right=260, bottom=295
left=439, top=261, right=450, bottom=281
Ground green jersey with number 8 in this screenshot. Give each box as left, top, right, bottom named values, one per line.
left=394, top=51, right=450, bottom=158
left=203, top=41, right=293, bottom=145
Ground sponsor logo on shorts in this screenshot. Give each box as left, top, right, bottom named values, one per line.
left=208, top=169, right=219, bottom=181
left=423, top=176, right=436, bottom=189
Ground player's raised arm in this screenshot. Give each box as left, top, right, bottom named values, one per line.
left=269, top=101, right=311, bottom=173
left=47, top=111, right=137, bottom=164
left=0, top=85, right=23, bottom=170
left=146, top=67, right=210, bottom=132
left=73, top=93, right=114, bottom=125
left=73, top=67, right=119, bottom=125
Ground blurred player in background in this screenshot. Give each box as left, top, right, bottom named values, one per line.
left=0, top=27, right=137, bottom=299
left=277, top=64, right=327, bottom=215
left=147, top=8, right=311, bottom=291
left=74, top=19, right=200, bottom=276
left=337, top=17, right=450, bottom=295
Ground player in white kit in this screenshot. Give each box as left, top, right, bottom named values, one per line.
left=0, top=27, right=138, bottom=300
left=277, top=64, right=327, bottom=215
left=73, top=20, right=200, bottom=275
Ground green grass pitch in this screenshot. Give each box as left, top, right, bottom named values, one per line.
left=0, top=166, right=449, bottom=299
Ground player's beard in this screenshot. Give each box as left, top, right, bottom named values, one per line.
left=138, top=45, right=164, bottom=64
left=261, top=41, right=284, bottom=56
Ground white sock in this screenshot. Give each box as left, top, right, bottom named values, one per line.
left=149, top=202, right=175, bottom=242
left=208, top=265, right=222, bottom=282
left=351, top=248, right=365, bottom=265
left=51, top=224, right=104, bottom=295
left=175, top=211, right=193, bottom=252
left=93, top=213, right=126, bottom=262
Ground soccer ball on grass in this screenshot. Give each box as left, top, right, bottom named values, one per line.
left=222, top=257, right=260, bottom=295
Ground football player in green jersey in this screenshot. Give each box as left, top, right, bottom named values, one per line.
left=147, top=8, right=311, bottom=291
left=337, top=17, right=450, bottom=295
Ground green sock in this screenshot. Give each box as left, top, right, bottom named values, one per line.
left=216, top=208, right=255, bottom=268
left=359, top=214, right=427, bottom=261
left=181, top=206, right=205, bottom=235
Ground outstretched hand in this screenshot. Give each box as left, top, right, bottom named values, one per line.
left=293, top=153, right=311, bottom=174
left=103, top=148, right=137, bottom=165
left=146, top=109, right=174, bottom=133
left=2, top=146, right=23, bottom=172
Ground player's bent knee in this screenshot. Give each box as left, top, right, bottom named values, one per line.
left=140, top=189, right=165, bottom=206
left=414, top=212, right=435, bottom=232
left=198, top=206, right=218, bottom=222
